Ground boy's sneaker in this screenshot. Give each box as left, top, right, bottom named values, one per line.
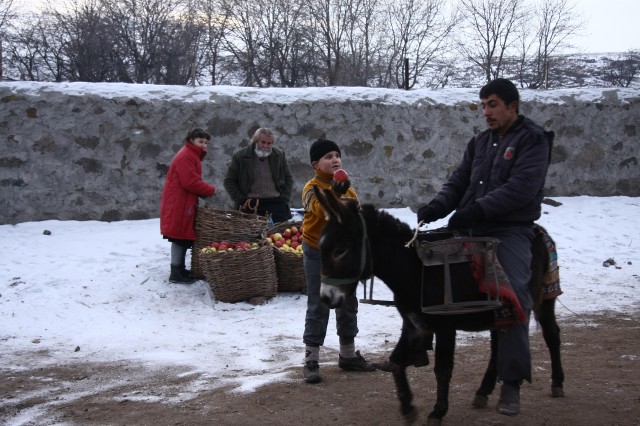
left=338, top=350, right=376, bottom=372
left=303, top=360, right=321, bottom=384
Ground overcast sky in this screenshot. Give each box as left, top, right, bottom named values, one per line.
left=23, top=0, right=639, bottom=55
left=574, top=0, right=638, bottom=53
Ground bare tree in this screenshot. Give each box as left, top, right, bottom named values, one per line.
left=602, top=50, right=640, bottom=88
left=336, top=0, right=387, bottom=86
left=218, top=0, right=312, bottom=87
left=197, top=0, right=229, bottom=85
left=0, top=0, right=14, bottom=30
left=4, top=15, right=46, bottom=80
left=252, top=0, right=286, bottom=86
left=43, top=0, right=119, bottom=82
left=509, top=21, right=535, bottom=87
left=10, top=12, right=69, bottom=81
left=306, top=0, right=353, bottom=86
left=457, top=0, right=526, bottom=83
left=264, top=0, right=312, bottom=87
left=219, top=0, right=265, bottom=86
left=4, top=0, right=633, bottom=89
left=340, top=0, right=366, bottom=85
left=384, top=0, right=457, bottom=89
left=148, top=1, right=201, bottom=85
left=101, top=0, right=185, bottom=84
left=153, top=21, right=199, bottom=84
left=532, top=0, right=583, bottom=88
left=0, top=0, right=19, bottom=78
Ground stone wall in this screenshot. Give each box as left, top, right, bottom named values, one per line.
left=1, top=82, right=638, bottom=224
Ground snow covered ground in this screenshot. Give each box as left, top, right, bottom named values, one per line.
left=1, top=196, right=639, bottom=395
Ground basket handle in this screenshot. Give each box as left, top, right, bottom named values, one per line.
left=240, top=198, right=259, bottom=214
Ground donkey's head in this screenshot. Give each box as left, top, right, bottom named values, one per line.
left=313, top=186, right=372, bottom=308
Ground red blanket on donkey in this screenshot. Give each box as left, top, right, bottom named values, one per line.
left=464, top=224, right=562, bottom=327
left=464, top=241, right=527, bottom=327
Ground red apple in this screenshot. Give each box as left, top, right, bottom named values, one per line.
left=333, top=168, right=349, bottom=183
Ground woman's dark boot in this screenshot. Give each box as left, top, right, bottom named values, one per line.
left=169, top=265, right=195, bottom=284
left=180, top=263, right=192, bottom=278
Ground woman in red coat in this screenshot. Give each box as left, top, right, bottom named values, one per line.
left=160, top=128, right=216, bottom=284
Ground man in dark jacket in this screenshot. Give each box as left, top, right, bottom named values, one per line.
left=224, top=128, right=294, bottom=223
left=417, top=78, right=554, bottom=417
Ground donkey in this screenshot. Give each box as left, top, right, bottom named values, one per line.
left=313, top=186, right=564, bottom=424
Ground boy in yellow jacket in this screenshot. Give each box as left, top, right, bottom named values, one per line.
left=300, top=139, right=375, bottom=384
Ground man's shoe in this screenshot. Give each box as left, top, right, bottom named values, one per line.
left=169, top=265, right=196, bottom=284
left=338, top=350, right=376, bottom=372
left=496, top=381, right=521, bottom=416
left=303, top=360, right=321, bottom=384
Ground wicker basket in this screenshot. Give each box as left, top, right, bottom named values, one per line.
left=266, top=221, right=307, bottom=293
left=192, top=206, right=269, bottom=279
left=200, top=239, right=278, bottom=303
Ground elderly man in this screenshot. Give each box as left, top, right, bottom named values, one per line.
left=224, top=128, right=294, bottom=223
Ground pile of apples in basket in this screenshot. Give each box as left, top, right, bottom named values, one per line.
left=200, top=224, right=304, bottom=255
left=266, top=224, right=304, bottom=254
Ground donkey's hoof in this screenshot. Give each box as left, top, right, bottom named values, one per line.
left=551, top=386, right=564, bottom=398
left=472, top=394, right=488, bottom=408
left=402, top=406, right=418, bottom=424
left=426, top=414, right=443, bottom=425
left=372, top=360, right=397, bottom=372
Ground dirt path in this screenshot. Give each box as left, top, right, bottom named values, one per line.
left=2, top=309, right=639, bottom=425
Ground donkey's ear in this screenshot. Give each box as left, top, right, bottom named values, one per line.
left=312, top=185, right=333, bottom=219
left=312, top=185, right=346, bottom=224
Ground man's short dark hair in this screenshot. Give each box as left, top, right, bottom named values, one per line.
left=479, top=78, right=520, bottom=109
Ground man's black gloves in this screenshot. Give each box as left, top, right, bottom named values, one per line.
left=417, top=201, right=445, bottom=224
left=447, top=204, right=484, bottom=229
left=332, top=179, right=351, bottom=195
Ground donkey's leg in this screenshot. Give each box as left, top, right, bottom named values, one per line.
left=472, top=329, right=498, bottom=407
left=392, top=365, right=417, bottom=423
left=428, top=329, right=456, bottom=425
left=538, top=298, right=565, bottom=397
left=390, top=327, right=418, bottom=422
left=376, top=323, right=431, bottom=372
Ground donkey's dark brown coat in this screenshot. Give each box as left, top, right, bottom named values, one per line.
left=314, top=187, right=563, bottom=424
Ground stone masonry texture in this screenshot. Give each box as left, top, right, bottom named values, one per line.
left=0, top=82, right=638, bottom=224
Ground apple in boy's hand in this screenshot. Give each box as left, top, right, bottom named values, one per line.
left=333, top=168, right=349, bottom=183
